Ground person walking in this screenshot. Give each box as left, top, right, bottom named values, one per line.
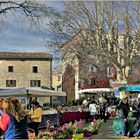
left=134, top=98, right=140, bottom=137
left=28, top=100, right=43, bottom=136
left=0, top=97, right=28, bottom=139
left=89, top=100, right=98, bottom=120
left=99, top=98, right=107, bottom=123
left=116, top=97, right=129, bottom=137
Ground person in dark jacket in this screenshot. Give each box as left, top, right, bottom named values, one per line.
left=116, top=97, right=129, bottom=136
left=0, top=97, right=28, bottom=139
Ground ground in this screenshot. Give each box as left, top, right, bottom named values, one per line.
left=93, top=119, right=138, bottom=139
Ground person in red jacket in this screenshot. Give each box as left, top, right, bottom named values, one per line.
left=0, top=97, right=28, bottom=139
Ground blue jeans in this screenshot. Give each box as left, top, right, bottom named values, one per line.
left=134, top=129, right=140, bottom=136
left=120, top=119, right=126, bottom=136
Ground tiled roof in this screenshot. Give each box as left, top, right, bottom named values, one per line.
left=0, top=52, right=52, bottom=60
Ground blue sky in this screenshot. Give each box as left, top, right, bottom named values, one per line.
left=0, top=1, right=62, bottom=60
left=0, top=15, right=51, bottom=52
left=0, top=1, right=63, bottom=68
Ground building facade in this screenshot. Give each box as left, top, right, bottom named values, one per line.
left=62, top=29, right=140, bottom=102
left=61, top=30, right=115, bottom=102
left=0, top=52, right=52, bottom=89
left=52, top=66, right=62, bottom=91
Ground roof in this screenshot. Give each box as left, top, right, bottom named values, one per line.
left=61, top=29, right=95, bottom=49
left=0, top=52, right=52, bottom=60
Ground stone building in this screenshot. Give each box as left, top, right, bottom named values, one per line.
left=52, top=66, right=62, bottom=91
left=0, top=52, right=52, bottom=89
left=61, top=30, right=115, bottom=102
left=61, top=29, right=140, bottom=102
left=127, top=55, right=140, bottom=85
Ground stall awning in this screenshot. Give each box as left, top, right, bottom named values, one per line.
left=78, top=88, right=112, bottom=94
left=118, top=85, right=140, bottom=92
left=0, top=87, right=66, bottom=97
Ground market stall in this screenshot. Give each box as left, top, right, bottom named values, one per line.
left=118, top=84, right=140, bottom=99
left=78, top=88, right=116, bottom=105
left=117, top=85, right=140, bottom=137
left=0, top=87, right=67, bottom=129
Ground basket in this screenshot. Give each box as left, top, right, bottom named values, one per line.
left=27, top=128, right=36, bottom=139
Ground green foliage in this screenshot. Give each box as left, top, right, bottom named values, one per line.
left=62, top=122, right=75, bottom=137
left=74, top=124, right=84, bottom=134
left=86, top=119, right=103, bottom=132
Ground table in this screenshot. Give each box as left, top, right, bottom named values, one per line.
left=60, top=111, right=90, bottom=124
left=37, top=111, right=90, bottom=129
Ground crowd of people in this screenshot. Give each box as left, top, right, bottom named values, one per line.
left=82, top=96, right=108, bottom=123
left=0, top=97, right=43, bottom=139
left=82, top=95, right=140, bottom=138
left=114, top=96, right=140, bottom=138
left=0, top=95, right=140, bottom=139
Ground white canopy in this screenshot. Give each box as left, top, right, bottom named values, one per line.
left=78, top=88, right=112, bottom=94
left=0, top=87, right=66, bottom=97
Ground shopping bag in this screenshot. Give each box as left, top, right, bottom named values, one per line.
left=113, top=119, right=121, bottom=136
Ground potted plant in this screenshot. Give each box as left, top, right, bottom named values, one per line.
left=73, top=120, right=85, bottom=139
left=86, top=119, right=103, bottom=135
left=61, top=122, right=75, bottom=139
left=84, top=128, right=93, bottom=138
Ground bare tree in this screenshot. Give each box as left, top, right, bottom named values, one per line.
left=48, top=1, right=140, bottom=82
left=0, top=0, right=54, bottom=33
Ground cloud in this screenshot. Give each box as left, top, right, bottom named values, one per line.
left=0, top=1, right=63, bottom=68
left=0, top=13, right=53, bottom=52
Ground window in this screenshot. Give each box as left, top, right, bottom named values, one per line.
left=32, top=66, right=38, bottom=73
left=8, top=66, right=13, bottom=72
left=57, top=85, right=61, bottom=91
left=30, top=80, right=41, bottom=87
left=90, top=78, right=96, bottom=85
left=56, top=76, right=61, bottom=81
left=107, top=67, right=113, bottom=77
left=89, top=66, right=97, bottom=72
left=6, top=80, right=16, bottom=87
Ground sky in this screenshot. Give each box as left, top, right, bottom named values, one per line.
left=0, top=1, right=62, bottom=67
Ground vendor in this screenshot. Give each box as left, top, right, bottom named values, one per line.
left=28, top=100, right=43, bottom=136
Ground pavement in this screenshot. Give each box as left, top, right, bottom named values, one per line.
left=92, top=118, right=138, bottom=140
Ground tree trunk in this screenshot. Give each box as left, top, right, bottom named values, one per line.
left=116, top=66, right=130, bottom=83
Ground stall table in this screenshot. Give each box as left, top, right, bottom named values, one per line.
left=38, top=111, right=90, bottom=129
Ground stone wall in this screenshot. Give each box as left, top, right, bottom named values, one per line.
left=0, top=60, right=52, bottom=89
